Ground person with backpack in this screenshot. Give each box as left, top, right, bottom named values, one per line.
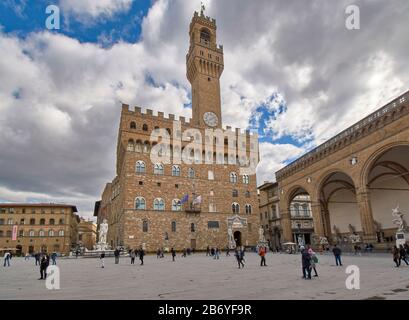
left=171, top=248, right=176, bottom=262
left=39, top=253, right=49, bottom=280
left=308, top=247, right=319, bottom=277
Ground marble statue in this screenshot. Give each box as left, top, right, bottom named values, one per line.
left=227, top=227, right=236, bottom=249
left=258, top=227, right=266, bottom=243
left=98, top=219, right=108, bottom=245
left=392, top=206, right=407, bottom=232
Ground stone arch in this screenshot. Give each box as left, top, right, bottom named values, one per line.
left=360, top=141, right=409, bottom=188
left=284, top=184, right=311, bottom=208
left=360, top=142, right=409, bottom=243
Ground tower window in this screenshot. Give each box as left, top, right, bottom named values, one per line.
left=200, top=28, right=211, bottom=43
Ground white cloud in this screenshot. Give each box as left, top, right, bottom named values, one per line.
left=59, top=0, right=133, bottom=23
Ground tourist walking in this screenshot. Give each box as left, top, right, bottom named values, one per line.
left=171, top=248, right=176, bottom=262
left=392, top=246, right=400, bottom=267
left=182, top=248, right=187, bottom=257
left=130, top=249, right=136, bottom=265
left=139, top=247, right=145, bottom=265
left=234, top=248, right=245, bottom=269
left=332, top=245, right=342, bottom=266
left=75, top=249, right=79, bottom=259
left=214, top=247, right=220, bottom=260
left=114, top=248, right=120, bottom=264
left=156, top=248, right=161, bottom=259
left=160, top=247, right=165, bottom=258
left=399, top=245, right=409, bottom=266
left=51, top=252, right=57, bottom=265
left=308, top=247, right=319, bottom=277
left=100, top=251, right=105, bottom=268
left=39, top=254, right=49, bottom=280
left=3, top=251, right=11, bottom=267
left=259, top=247, right=267, bottom=266
left=24, top=253, right=30, bottom=261
left=240, top=246, right=246, bottom=263
left=301, top=246, right=312, bottom=279
left=226, top=246, right=230, bottom=256
left=210, top=247, right=215, bottom=257
left=35, top=252, right=40, bottom=266
left=206, top=246, right=210, bottom=256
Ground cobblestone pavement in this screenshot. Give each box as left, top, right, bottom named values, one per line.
left=1, top=252, right=409, bottom=299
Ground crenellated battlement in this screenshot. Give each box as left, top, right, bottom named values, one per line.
left=121, top=103, right=192, bottom=125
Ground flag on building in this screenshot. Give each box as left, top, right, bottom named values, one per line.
left=193, top=195, right=202, bottom=204
left=180, top=194, right=189, bottom=204
left=12, top=225, right=18, bottom=241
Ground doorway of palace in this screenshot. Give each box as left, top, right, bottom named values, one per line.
left=234, top=231, right=242, bottom=247
left=28, top=246, right=34, bottom=254
left=16, top=245, right=22, bottom=257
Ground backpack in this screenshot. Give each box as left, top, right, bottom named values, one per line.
left=312, top=255, right=319, bottom=263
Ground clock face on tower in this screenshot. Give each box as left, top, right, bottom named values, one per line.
left=203, top=112, right=218, bottom=127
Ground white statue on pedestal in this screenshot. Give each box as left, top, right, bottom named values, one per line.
left=97, top=219, right=108, bottom=250
left=228, top=227, right=236, bottom=249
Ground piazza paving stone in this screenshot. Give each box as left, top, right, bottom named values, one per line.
left=1, top=252, right=409, bottom=300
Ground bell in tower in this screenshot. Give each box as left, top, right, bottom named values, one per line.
left=186, top=8, right=224, bottom=128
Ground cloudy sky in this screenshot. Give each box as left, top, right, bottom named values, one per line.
left=0, top=0, right=408, bottom=219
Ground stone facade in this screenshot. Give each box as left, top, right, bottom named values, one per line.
left=275, top=90, right=409, bottom=249
left=258, top=182, right=314, bottom=249
left=96, top=10, right=260, bottom=252
left=77, top=218, right=97, bottom=250
left=0, top=203, right=80, bottom=256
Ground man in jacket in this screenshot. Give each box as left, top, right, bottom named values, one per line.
left=332, top=245, right=342, bottom=266
left=301, top=246, right=311, bottom=279
left=139, top=247, right=145, bottom=265
left=114, top=248, right=120, bottom=264
left=39, top=254, right=49, bottom=280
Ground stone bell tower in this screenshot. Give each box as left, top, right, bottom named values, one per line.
left=186, top=7, right=224, bottom=128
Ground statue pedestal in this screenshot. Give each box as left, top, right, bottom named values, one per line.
left=396, top=231, right=409, bottom=247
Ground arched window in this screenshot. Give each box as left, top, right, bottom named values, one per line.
left=230, top=172, right=238, bottom=183
left=191, top=223, right=196, bottom=232
left=29, top=230, right=35, bottom=237
left=48, top=230, right=54, bottom=236
left=232, top=189, right=238, bottom=197
left=243, top=174, right=250, bottom=184
left=49, top=219, right=55, bottom=225
left=40, top=218, right=45, bottom=225
left=143, top=141, right=150, bottom=153
left=154, top=198, right=165, bottom=211
left=172, top=165, right=181, bottom=177
left=154, top=163, right=164, bottom=175
left=130, top=121, right=136, bottom=129
left=135, top=197, right=146, bottom=210
left=188, top=168, right=195, bottom=178
left=142, top=220, right=148, bottom=232
left=245, top=204, right=252, bottom=214
left=135, top=140, right=142, bottom=153
left=172, top=199, right=181, bottom=211
left=58, top=230, right=64, bottom=236
left=136, top=161, right=146, bottom=174
left=127, top=139, right=135, bottom=151
left=142, top=124, right=148, bottom=131
left=232, top=203, right=240, bottom=214
left=39, top=230, right=45, bottom=237
left=200, top=28, right=211, bottom=43
left=171, top=221, right=176, bottom=232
